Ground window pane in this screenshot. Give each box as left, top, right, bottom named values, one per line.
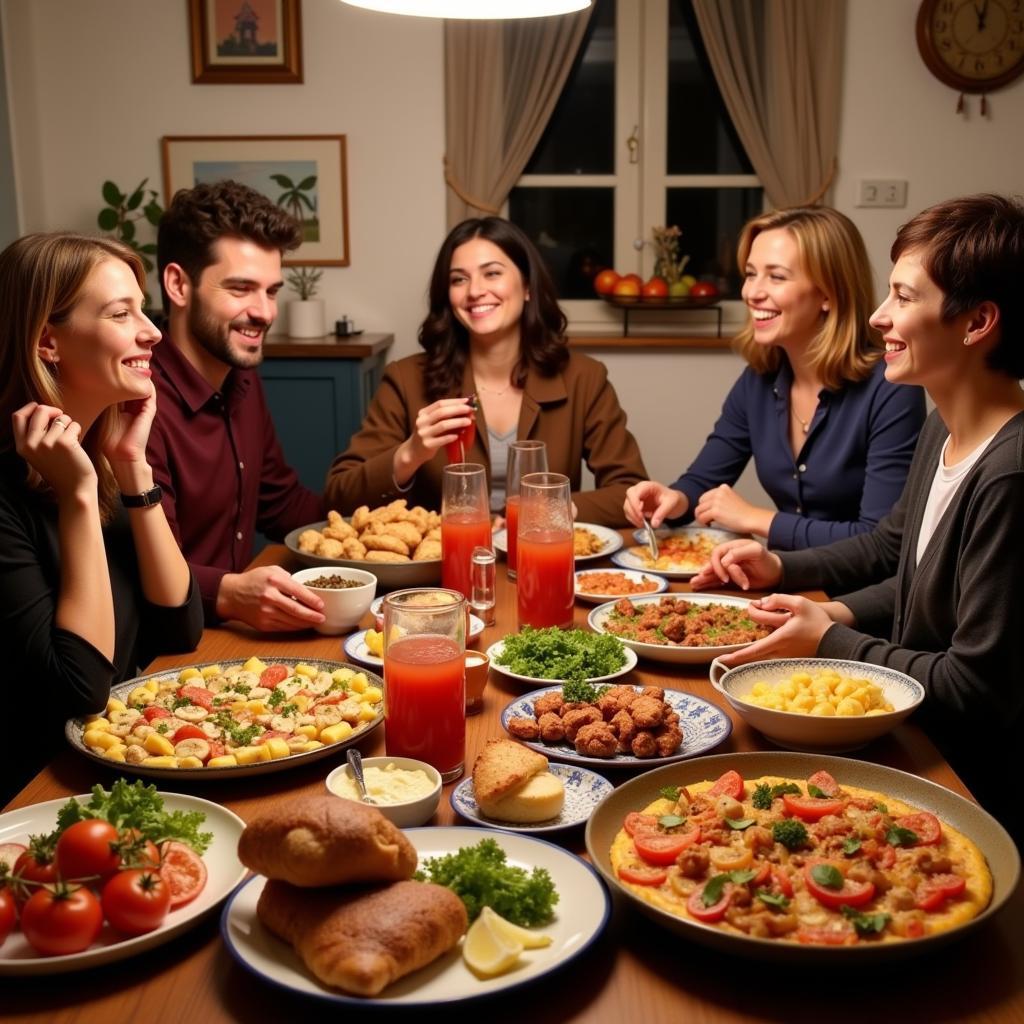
left=666, top=2, right=753, bottom=175
left=522, top=0, right=615, bottom=175
left=665, top=187, right=763, bottom=297
left=508, top=187, right=614, bottom=299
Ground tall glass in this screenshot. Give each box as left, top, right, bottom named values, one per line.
left=383, top=588, right=466, bottom=782
left=517, top=472, right=575, bottom=630
left=442, top=463, right=492, bottom=600
left=505, top=440, right=548, bottom=580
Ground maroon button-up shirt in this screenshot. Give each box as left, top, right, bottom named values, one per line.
left=147, top=338, right=325, bottom=620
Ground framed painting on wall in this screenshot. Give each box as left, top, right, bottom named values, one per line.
left=162, top=135, right=349, bottom=266
left=189, top=0, right=302, bottom=84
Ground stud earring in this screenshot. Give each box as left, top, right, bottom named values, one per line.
left=963, top=333, right=972, bottom=346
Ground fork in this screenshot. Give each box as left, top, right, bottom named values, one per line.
left=347, top=748, right=378, bottom=804
left=641, top=514, right=660, bottom=562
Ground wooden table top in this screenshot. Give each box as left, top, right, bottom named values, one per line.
left=5, top=540, right=1022, bottom=1023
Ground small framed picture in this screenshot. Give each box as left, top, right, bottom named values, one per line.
left=162, top=135, right=349, bottom=266
left=189, top=0, right=302, bottom=84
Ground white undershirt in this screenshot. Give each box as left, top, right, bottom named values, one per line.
left=916, top=432, right=996, bottom=564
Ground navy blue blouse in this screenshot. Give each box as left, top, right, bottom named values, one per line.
left=670, top=358, right=926, bottom=550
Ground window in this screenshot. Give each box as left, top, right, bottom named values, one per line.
left=509, top=0, right=762, bottom=318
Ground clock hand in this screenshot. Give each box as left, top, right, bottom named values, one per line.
left=979, top=0, right=990, bottom=30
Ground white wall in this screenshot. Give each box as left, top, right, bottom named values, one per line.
left=4, top=0, right=1023, bottom=493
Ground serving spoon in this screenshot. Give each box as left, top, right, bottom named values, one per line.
left=346, top=748, right=378, bottom=805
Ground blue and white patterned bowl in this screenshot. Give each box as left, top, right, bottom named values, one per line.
left=450, top=762, right=613, bottom=833
left=709, top=657, right=925, bottom=752
left=501, top=685, right=732, bottom=768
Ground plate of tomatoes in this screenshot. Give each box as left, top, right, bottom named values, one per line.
left=0, top=784, right=246, bottom=974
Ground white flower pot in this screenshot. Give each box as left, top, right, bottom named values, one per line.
left=287, top=299, right=326, bottom=338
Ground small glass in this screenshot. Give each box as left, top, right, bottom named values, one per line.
left=516, top=472, right=575, bottom=630
left=383, top=588, right=466, bottom=783
left=441, top=463, right=492, bottom=600
left=505, top=440, right=548, bottom=580
left=469, top=545, right=496, bottom=626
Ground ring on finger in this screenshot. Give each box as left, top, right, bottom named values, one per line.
left=52, top=415, right=71, bottom=430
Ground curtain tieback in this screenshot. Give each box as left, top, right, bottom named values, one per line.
left=443, top=156, right=502, bottom=215
left=798, top=157, right=838, bottom=207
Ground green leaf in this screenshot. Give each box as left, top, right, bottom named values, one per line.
left=841, top=905, right=890, bottom=935
left=757, top=889, right=790, bottom=910
left=121, top=219, right=136, bottom=242
left=296, top=193, right=315, bottom=211
left=808, top=784, right=828, bottom=799
left=144, top=201, right=164, bottom=226
left=701, top=873, right=730, bottom=906
left=875, top=802, right=889, bottom=814
left=141, top=256, right=154, bottom=274
left=772, top=783, right=801, bottom=799
left=269, top=173, right=295, bottom=188
left=724, top=817, right=756, bottom=830
left=297, top=175, right=317, bottom=190
left=810, top=864, right=844, bottom=890
left=886, top=825, right=919, bottom=848
left=842, top=836, right=862, bottom=856
left=102, top=180, right=124, bottom=206
left=727, top=869, right=757, bottom=884
left=126, top=188, right=144, bottom=211
left=97, top=208, right=120, bottom=231
left=658, top=785, right=680, bottom=802
left=657, top=814, right=685, bottom=829
left=138, top=243, right=158, bottom=255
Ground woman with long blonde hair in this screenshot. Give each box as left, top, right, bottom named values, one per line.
left=625, top=206, right=926, bottom=550
left=0, top=233, right=202, bottom=801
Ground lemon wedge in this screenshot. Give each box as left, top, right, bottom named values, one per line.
left=480, top=906, right=553, bottom=949
left=462, top=907, right=553, bottom=978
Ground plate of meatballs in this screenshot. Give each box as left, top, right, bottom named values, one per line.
left=501, top=684, right=733, bottom=768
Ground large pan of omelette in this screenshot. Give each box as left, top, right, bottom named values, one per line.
left=585, top=751, right=1018, bottom=961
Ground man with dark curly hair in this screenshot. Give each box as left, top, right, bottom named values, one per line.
left=147, top=180, right=327, bottom=631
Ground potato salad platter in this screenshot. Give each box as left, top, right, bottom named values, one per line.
left=66, top=657, right=384, bottom=780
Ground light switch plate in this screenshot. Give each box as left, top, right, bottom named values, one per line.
left=857, top=180, right=908, bottom=208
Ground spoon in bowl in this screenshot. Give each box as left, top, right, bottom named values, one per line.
left=346, top=748, right=378, bottom=805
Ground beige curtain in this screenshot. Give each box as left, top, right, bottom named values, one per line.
left=443, top=8, right=593, bottom=227
left=692, top=0, right=844, bottom=209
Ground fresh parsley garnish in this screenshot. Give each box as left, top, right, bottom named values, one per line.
left=171, top=696, right=193, bottom=710
left=267, top=688, right=286, bottom=708
left=659, top=785, right=681, bottom=802
left=494, top=626, right=626, bottom=686
left=841, top=905, right=890, bottom=936
left=753, top=782, right=801, bottom=809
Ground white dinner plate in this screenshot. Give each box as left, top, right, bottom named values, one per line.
left=220, top=826, right=610, bottom=1005
left=449, top=763, right=613, bottom=833
left=344, top=629, right=383, bottom=667
left=493, top=522, right=623, bottom=563
left=368, top=598, right=485, bottom=641
left=574, top=568, right=669, bottom=604
left=588, top=593, right=767, bottom=664
left=501, top=686, right=732, bottom=768
left=612, top=525, right=741, bottom=578
left=0, top=792, right=246, bottom=975
left=485, top=637, right=638, bottom=688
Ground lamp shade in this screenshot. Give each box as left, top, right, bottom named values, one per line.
left=340, top=0, right=590, bottom=18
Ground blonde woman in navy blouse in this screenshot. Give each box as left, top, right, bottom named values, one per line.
left=625, top=207, right=926, bottom=550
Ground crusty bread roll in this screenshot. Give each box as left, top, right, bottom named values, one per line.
left=473, top=738, right=564, bottom=822
left=238, top=795, right=417, bottom=886
left=258, top=878, right=468, bottom=996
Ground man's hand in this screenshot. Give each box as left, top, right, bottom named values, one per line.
left=216, top=566, right=326, bottom=632
left=689, top=538, right=783, bottom=592
left=623, top=480, right=686, bottom=529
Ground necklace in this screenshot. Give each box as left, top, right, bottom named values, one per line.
left=791, top=403, right=815, bottom=434
left=476, top=380, right=514, bottom=397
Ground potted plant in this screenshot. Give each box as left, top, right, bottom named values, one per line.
left=97, top=178, right=163, bottom=311
left=285, top=267, right=325, bottom=338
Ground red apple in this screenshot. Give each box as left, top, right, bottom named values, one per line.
left=593, top=269, right=621, bottom=296
left=689, top=281, right=719, bottom=298
left=619, top=273, right=643, bottom=287
left=612, top=277, right=642, bottom=297
left=641, top=276, right=669, bottom=299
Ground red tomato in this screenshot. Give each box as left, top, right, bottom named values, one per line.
left=707, top=770, right=744, bottom=800
left=782, top=794, right=846, bottom=821
left=686, top=880, right=733, bottom=922
left=0, top=885, right=15, bottom=945
left=807, top=770, right=840, bottom=797
left=916, top=873, right=967, bottom=911
left=0, top=842, right=27, bottom=873
left=207, top=740, right=226, bottom=761
left=633, top=828, right=702, bottom=866
left=259, top=664, right=291, bottom=689
left=617, top=864, right=668, bottom=886
left=797, top=923, right=857, bottom=945
left=895, top=811, right=942, bottom=846
left=55, top=820, right=121, bottom=882
left=14, top=847, right=58, bottom=900
left=751, top=861, right=772, bottom=887
left=177, top=685, right=214, bottom=711
left=102, top=869, right=171, bottom=936
left=159, top=842, right=208, bottom=908
left=689, top=281, right=718, bottom=298
left=804, top=863, right=875, bottom=909
left=118, top=830, right=161, bottom=870
left=860, top=838, right=896, bottom=870
left=772, top=866, right=794, bottom=899
left=641, top=276, right=669, bottom=298
left=142, top=705, right=172, bottom=722
left=172, top=724, right=207, bottom=744
left=593, top=269, right=621, bottom=295
left=20, top=885, right=103, bottom=956
left=623, top=812, right=659, bottom=837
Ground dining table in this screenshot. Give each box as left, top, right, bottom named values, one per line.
left=4, top=535, right=1022, bottom=1024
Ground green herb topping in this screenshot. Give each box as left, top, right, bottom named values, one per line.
left=771, top=819, right=809, bottom=850
left=494, top=626, right=626, bottom=685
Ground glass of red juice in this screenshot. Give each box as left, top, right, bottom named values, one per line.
left=383, top=588, right=467, bottom=782
left=441, top=463, right=492, bottom=600
left=505, top=440, right=547, bottom=580
left=517, top=472, right=575, bottom=630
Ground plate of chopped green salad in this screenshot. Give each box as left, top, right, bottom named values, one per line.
left=486, top=627, right=637, bottom=687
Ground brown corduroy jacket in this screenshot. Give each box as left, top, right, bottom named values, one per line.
left=324, top=350, right=647, bottom=526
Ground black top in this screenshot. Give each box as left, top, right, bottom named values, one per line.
left=0, top=450, right=204, bottom=802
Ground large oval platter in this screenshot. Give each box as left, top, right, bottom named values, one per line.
left=588, top=592, right=766, bottom=664
left=220, top=826, right=610, bottom=1006
left=500, top=686, right=731, bottom=768
left=0, top=792, right=246, bottom=975
left=585, top=751, right=1020, bottom=963
left=612, top=525, right=740, bottom=578
left=65, top=657, right=383, bottom=780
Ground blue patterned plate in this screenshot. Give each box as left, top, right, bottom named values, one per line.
left=500, top=685, right=732, bottom=768
left=450, top=762, right=613, bottom=833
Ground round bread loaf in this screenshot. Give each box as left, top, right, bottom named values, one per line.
left=480, top=771, right=565, bottom=822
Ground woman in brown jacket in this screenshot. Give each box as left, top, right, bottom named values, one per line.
left=325, top=218, right=646, bottom=526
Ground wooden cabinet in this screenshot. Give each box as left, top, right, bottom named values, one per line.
left=259, top=333, right=393, bottom=493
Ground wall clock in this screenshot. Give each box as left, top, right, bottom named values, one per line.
left=916, top=0, right=1024, bottom=93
